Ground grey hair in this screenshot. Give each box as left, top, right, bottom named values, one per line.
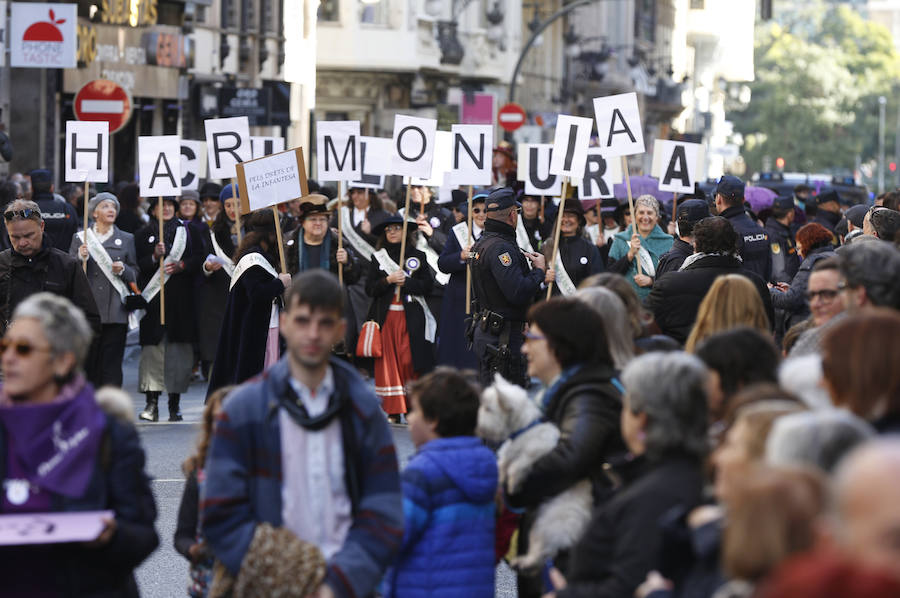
left=837, top=241, right=900, bottom=310
left=575, top=286, right=635, bottom=369
left=634, top=195, right=660, bottom=217
left=12, top=293, right=93, bottom=369
left=766, top=409, right=875, bottom=474
left=4, top=199, right=42, bottom=222
left=622, top=351, right=709, bottom=459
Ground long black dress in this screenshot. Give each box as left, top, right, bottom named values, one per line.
left=435, top=226, right=479, bottom=369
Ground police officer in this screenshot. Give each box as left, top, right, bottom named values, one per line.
left=470, top=187, right=548, bottom=386
left=811, top=189, right=842, bottom=240
left=29, top=169, right=78, bottom=251
left=765, top=195, right=801, bottom=283
left=714, top=175, right=772, bottom=282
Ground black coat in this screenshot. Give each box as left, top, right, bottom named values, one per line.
left=365, top=244, right=435, bottom=375
left=135, top=217, right=205, bottom=345
left=195, top=224, right=233, bottom=363
left=207, top=248, right=284, bottom=395
left=285, top=226, right=361, bottom=285
left=770, top=246, right=836, bottom=330
left=656, top=238, right=694, bottom=278
left=764, top=218, right=800, bottom=283
left=174, top=469, right=202, bottom=560
left=0, top=244, right=101, bottom=335
left=0, top=405, right=159, bottom=597
left=720, top=206, right=772, bottom=283
left=545, top=234, right=605, bottom=292
left=436, top=226, right=479, bottom=369
left=645, top=254, right=775, bottom=344
left=406, top=201, right=453, bottom=255
left=558, top=455, right=704, bottom=598
left=508, top=364, right=626, bottom=509
left=330, top=206, right=390, bottom=248
left=33, top=190, right=78, bottom=251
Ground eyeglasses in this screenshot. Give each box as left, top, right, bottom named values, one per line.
left=523, top=331, right=545, bottom=341
left=806, top=289, right=840, bottom=301
left=384, top=224, right=402, bottom=232
left=0, top=338, right=53, bottom=357
left=472, top=208, right=484, bottom=214
left=3, top=209, right=39, bottom=222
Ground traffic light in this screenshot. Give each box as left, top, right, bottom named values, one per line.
left=775, top=157, right=785, bottom=170
left=890, top=162, right=897, bottom=173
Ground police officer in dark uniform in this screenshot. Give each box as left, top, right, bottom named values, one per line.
left=714, top=175, right=772, bottom=282
left=765, top=195, right=801, bottom=283
left=470, top=187, right=547, bottom=387
left=29, top=169, right=78, bottom=251
left=810, top=190, right=842, bottom=241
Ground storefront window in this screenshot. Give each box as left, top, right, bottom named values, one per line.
left=318, top=0, right=339, bottom=22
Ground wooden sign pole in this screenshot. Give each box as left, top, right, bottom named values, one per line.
left=621, top=156, right=642, bottom=276
left=465, top=185, right=474, bottom=315
left=337, top=180, right=344, bottom=285
left=158, top=196, right=166, bottom=326
left=82, top=181, right=89, bottom=273
left=272, top=206, right=287, bottom=274
left=396, top=182, right=413, bottom=300
left=232, top=177, right=242, bottom=245
left=672, top=192, right=679, bottom=228
left=546, top=177, right=569, bottom=299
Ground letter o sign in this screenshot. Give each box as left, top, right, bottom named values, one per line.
left=396, top=126, right=427, bottom=162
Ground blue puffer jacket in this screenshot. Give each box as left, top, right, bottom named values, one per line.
left=383, top=436, right=498, bottom=598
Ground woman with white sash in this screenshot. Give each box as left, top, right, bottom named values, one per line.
left=195, top=184, right=240, bottom=380
left=206, top=210, right=292, bottom=398
left=365, top=215, right=435, bottom=422
left=541, top=198, right=606, bottom=296
left=135, top=196, right=205, bottom=422
left=69, top=191, right=138, bottom=387
left=435, top=191, right=487, bottom=369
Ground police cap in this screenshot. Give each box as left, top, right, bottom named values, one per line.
left=485, top=187, right=521, bottom=212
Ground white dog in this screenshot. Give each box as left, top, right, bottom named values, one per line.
left=477, top=373, right=593, bottom=571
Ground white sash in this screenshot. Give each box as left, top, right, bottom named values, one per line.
left=554, top=250, right=577, bottom=296
left=372, top=249, right=437, bottom=343
left=140, top=226, right=187, bottom=304
left=341, top=206, right=375, bottom=262
left=515, top=216, right=535, bottom=253
left=638, top=246, right=656, bottom=278
left=209, top=232, right=235, bottom=278
left=415, top=235, right=450, bottom=286
left=586, top=224, right=600, bottom=245
left=78, top=229, right=140, bottom=330
left=230, top=252, right=281, bottom=330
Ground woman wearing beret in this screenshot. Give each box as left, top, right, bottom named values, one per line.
left=70, top=191, right=138, bottom=388
left=366, top=215, right=435, bottom=421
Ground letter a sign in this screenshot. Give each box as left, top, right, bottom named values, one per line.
left=139, top=136, right=182, bottom=197
left=317, top=121, right=361, bottom=181
left=652, top=140, right=705, bottom=194
left=592, top=92, right=645, bottom=158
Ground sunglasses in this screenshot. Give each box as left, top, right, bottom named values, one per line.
left=3, top=209, right=40, bottom=222
left=472, top=208, right=484, bottom=214
left=0, top=338, right=53, bottom=357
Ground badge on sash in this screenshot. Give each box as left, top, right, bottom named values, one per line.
left=148, top=236, right=155, bottom=243
left=114, top=238, right=122, bottom=246
left=5, top=479, right=30, bottom=505
left=405, top=256, right=421, bottom=273
left=430, top=216, right=441, bottom=229
left=499, top=252, right=512, bottom=267
left=580, top=256, right=588, bottom=265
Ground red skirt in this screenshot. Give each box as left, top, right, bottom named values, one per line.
left=374, top=299, right=416, bottom=414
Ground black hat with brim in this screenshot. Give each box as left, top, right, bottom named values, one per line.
left=371, top=214, right=406, bottom=238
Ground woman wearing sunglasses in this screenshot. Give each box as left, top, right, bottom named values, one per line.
left=0, top=292, right=158, bottom=596
left=435, top=191, right=487, bottom=369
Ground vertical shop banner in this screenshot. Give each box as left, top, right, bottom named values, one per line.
left=9, top=2, right=77, bottom=68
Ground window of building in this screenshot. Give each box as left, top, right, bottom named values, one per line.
left=318, top=0, right=339, bottom=22
left=634, top=0, right=655, bottom=43
left=690, top=0, right=704, bottom=9
left=360, top=0, right=388, bottom=25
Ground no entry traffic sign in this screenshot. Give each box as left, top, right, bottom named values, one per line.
left=498, top=103, right=527, bottom=132
left=74, top=79, right=132, bottom=134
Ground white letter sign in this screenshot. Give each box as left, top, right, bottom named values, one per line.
left=10, top=3, right=77, bottom=68
left=180, top=140, right=207, bottom=191
left=652, top=140, right=705, bottom=194
left=450, top=124, right=492, bottom=186
left=574, top=149, right=622, bottom=200
left=204, top=116, right=252, bottom=179
left=549, top=115, right=593, bottom=179
left=593, top=92, right=645, bottom=157
left=317, top=121, right=361, bottom=181
left=251, top=136, right=286, bottom=159
left=408, top=130, right=452, bottom=187
left=139, top=136, right=181, bottom=197
left=236, top=148, right=310, bottom=214
left=391, top=115, right=437, bottom=179
left=518, top=144, right=561, bottom=197
left=351, top=136, right=391, bottom=189
left=64, top=121, right=108, bottom=183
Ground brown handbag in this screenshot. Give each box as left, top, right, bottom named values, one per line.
left=355, top=320, right=383, bottom=358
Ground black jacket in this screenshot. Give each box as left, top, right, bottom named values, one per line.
left=558, top=454, right=704, bottom=598
left=33, top=190, right=78, bottom=251
left=645, top=253, right=775, bottom=344
left=770, top=246, right=836, bottom=330
left=764, top=218, right=800, bottom=283
left=0, top=244, right=101, bottom=335
left=365, top=244, right=436, bottom=374
left=471, top=219, right=544, bottom=320
left=406, top=201, right=454, bottom=255
left=544, top=234, right=605, bottom=292
left=656, top=238, right=694, bottom=278
left=507, top=364, right=626, bottom=509
left=285, top=227, right=361, bottom=284
left=720, top=205, right=772, bottom=282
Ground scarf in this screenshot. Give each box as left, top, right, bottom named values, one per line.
left=299, top=229, right=332, bottom=273
left=540, top=364, right=582, bottom=414
left=278, top=376, right=346, bottom=432
left=679, top=251, right=742, bottom=271
left=0, top=376, right=106, bottom=498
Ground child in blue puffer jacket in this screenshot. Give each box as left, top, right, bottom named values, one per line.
left=382, top=368, right=498, bottom=598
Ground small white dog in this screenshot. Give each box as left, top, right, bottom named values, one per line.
left=477, top=373, right=593, bottom=571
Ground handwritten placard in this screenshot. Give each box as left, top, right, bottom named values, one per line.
left=235, top=147, right=310, bottom=214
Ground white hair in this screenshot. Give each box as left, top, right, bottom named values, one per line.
left=12, top=292, right=93, bottom=369
left=766, top=409, right=875, bottom=474
left=575, top=286, right=635, bottom=369
left=778, top=355, right=832, bottom=409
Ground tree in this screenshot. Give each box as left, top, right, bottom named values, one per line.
left=732, top=5, right=900, bottom=176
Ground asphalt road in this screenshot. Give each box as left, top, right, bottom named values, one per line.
left=121, top=348, right=517, bottom=597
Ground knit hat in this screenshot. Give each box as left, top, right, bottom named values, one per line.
left=88, top=192, right=119, bottom=216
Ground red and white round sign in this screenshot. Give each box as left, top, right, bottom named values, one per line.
left=74, top=79, right=133, bottom=134
left=497, top=103, right=527, bottom=132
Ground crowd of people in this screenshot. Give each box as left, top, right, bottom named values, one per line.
left=0, top=161, right=899, bottom=598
